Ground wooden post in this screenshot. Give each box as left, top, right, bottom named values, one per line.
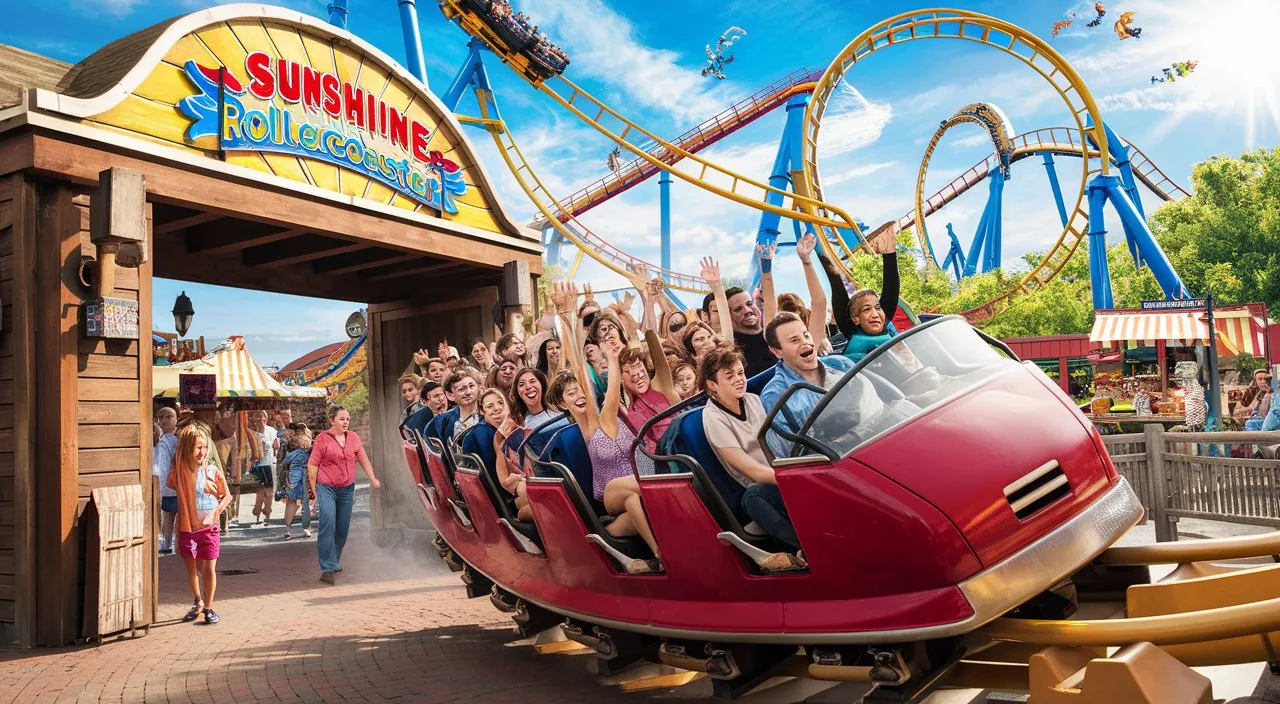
left=1157, top=340, right=1168, bottom=400
left=1144, top=423, right=1173, bottom=542
left=11, top=176, right=39, bottom=648
left=34, top=181, right=80, bottom=645
left=1057, top=356, right=1069, bottom=395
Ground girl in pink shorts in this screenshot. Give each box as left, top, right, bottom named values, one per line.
left=166, top=425, right=232, bottom=625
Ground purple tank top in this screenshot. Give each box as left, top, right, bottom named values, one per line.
left=587, top=422, right=653, bottom=500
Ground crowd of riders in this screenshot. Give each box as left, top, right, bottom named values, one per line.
left=479, top=0, right=570, bottom=72
left=397, top=223, right=901, bottom=575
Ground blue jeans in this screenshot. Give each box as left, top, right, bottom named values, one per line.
left=316, top=483, right=354, bottom=573
left=740, top=484, right=800, bottom=551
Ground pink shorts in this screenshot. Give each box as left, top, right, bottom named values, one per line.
left=177, top=526, right=221, bottom=561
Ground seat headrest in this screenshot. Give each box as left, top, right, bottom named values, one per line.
left=747, top=365, right=777, bottom=395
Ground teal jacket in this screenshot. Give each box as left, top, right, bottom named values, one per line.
left=842, top=322, right=899, bottom=364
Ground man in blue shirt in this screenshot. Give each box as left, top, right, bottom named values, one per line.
left=759, top=312, right=854, bottom=459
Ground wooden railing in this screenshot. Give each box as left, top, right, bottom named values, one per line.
left=1102, top=426, right=1280, bottom=541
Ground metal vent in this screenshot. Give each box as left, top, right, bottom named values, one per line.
left=1004, top=460, right=1070, bottom=520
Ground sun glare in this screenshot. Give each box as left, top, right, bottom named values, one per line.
left=1155, top=0, right=1280, bottom=146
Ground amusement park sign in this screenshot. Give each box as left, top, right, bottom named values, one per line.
left=178, top=53, right=467, bottom=214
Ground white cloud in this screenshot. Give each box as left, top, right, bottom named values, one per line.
left=950, top=132, right=993, bottom=149
left=519, top=0, right=733, bottom=122
left=1097, top=87, right=1215, bottom=113
left=819, top=82, right=893, bottom=158
left=823, top=161, right=898, bottom=186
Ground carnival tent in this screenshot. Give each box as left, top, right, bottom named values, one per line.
left=1090, top=304, right=1270, bottom=357
left=153, top=336, right=326, bottom=399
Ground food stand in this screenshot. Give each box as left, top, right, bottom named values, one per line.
left=1084, top=302, right=1270, bottom=432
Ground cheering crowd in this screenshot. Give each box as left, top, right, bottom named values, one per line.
left=398, top=225, right=900, bottom=575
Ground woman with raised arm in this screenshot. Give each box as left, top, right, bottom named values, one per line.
left=616, top=266, right=682, bottom=449
left=552, top=281, right=662, bottom=574
left=832, top=223, right=901, bottom=362
left=699, top=256, right=734, bottom=339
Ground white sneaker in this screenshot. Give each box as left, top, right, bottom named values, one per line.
left=302, top=529, right=312, bottom=538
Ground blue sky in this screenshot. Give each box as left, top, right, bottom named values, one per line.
left=6, top=0, right=1278, bottom=366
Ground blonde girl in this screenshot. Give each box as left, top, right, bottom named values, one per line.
left=166, top=425, right=232, bottom=625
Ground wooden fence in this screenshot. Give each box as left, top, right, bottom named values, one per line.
left=1102, top=427, right=1280, bottom=541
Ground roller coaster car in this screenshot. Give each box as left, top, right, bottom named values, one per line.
left=456, top=0, right=568, bottom=79
left=415, top=316, right=1143, bottom=671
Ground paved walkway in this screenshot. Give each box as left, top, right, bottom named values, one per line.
left=0, top=503, right=686, bottom=704
left=2, top=490, right=1276, bottom=703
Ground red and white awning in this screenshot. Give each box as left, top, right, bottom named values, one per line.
left=1089, top=311, right=1206, bottom=344
left=1089, top=307, right=1270, bottom=357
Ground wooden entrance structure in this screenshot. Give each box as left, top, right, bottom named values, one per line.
left=0, top=5, right=541, bottom=647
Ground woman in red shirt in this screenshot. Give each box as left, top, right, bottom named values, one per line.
left=306, top=406, right=381, bottom=584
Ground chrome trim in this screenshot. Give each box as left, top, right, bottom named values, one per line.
left=638, top=471, right=693, bottom=482
left=1009, top=475, right=1070, bottom=515
left=456, top=478, right=1142, bottom=645
left=1004, top=459, right=1061, bottom=496
left=455, top=467, right=480, bottom=476
left=524, top=476, right=565, bottom=485
left=771, top=454, right=829, bottom=468
left=418, top=483, right=438, bottom=511
left=960, top=478, right=1142, bottom=628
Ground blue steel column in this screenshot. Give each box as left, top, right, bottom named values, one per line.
left=443, top=40, right=486, bottom=113
left=398, top=0, right=429, bottom=87
left=1087, top=176, right=1116, bottom=310
left=1041, top=153, right=1069, bottom=227
left=747, top=94, right=810, bottom=289
left=659, top=171, right=672, bottom=279
left=1103, top=180, right=1189, bottom=299
left=963, top=204, right=991, bottom=278
left=982, top=168, right=1005, bottom=272
left=327, top=0, right=349, bottom=28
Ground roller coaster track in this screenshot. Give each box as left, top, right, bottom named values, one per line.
left=439, top=0, right=869, bottom=279
left=446, top=2, right=1186, bottom=319
left=900, top=126, right=1191, bottom=265
left=801, top=10, right=1120, bottom=323
left=530, top=67, right=821, bottom=229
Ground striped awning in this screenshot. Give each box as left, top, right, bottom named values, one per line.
left=1089, top=311, right=1207, bottom=343
left=154, top=337, right=326, bottom=399
left=1090, top=307, right=1271, bottom=357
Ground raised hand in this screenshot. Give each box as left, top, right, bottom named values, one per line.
left=699, top=257, right=722, bottom=285
left=756, top=241, right=778, bottom=274
left=551, top=281, right=573, bottom=311
left=412, top=348, right=430, bottom=366
left=624, top=264, right=649, bottom=292
left=796, top=232, right=818, bottom=263
left=867, top=221, right=899, bottom=255
left=437, top=340, right=450, bottom=359
left=582, top=282, right=594, bottom=302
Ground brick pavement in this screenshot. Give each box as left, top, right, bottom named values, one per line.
left=0, top=522, right=694, bottom=704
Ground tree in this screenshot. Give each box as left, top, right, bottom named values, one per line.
left=1151, top=148, right=1280, bottom=312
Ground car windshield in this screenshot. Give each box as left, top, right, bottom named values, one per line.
left=801, top=318, right=1021, bottom=458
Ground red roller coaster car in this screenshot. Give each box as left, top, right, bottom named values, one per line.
left=399, top=316, right=1143, bottom=695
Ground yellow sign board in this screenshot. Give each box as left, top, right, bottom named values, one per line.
left=70, top=8, right=510, bottom=234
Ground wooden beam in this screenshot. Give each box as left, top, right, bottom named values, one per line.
left=185, top=225, right=305, bottom=255
left=153, top=236, right=368, bottom=302
left=153, top=211, right=222, bottom=235
left=34, top=181, right=79, bottom=646
left=314, top=251, right=420, bottom=276
left=11, top=174, right=37, bottom=648
left=364, top=262, right=463, bottom=281
left=243, top=240, right=368, bottom=268
left=29, top=135, right=541, bottom=273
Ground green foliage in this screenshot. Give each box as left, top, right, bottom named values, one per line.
left=1235, top=352, right=1267, bottom=375
left=1150, top=148, right=1280, bottom=312
left=340, top=379, right=369, bottom=422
